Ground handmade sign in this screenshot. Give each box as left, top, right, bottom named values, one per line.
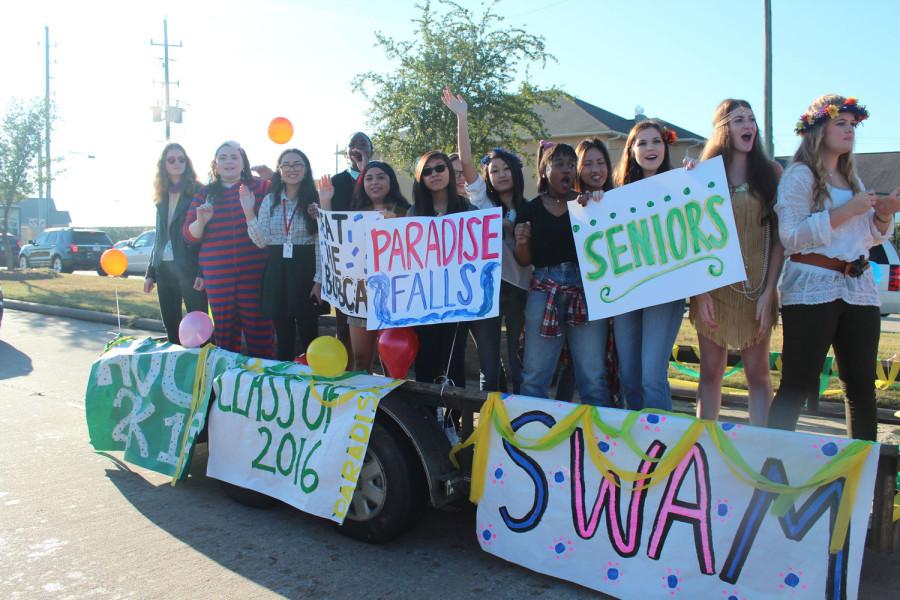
left=317, top=209, right=382, bottom=318
left=569, top=156, right=746, bottom=320
left=206, top=366, right=402, bottom=523
left=455, top=393, right=879, bottom=599
left=84, top=336, right=245, bottom=479
left=365, top=207, right=503, bottom=330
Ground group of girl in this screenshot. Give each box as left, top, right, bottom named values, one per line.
left=146, top=91, right=900, bottom=442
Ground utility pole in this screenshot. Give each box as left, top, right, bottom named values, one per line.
left=44, top=25, right=52, bottom=232
left=151, top=18, right=181, bottom=140
left=764, top=0, right=774, bottom=158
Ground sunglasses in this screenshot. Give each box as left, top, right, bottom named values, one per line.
left=166, top=156, right=187, bottom=164
left=421, top=164, right=447, bottom=177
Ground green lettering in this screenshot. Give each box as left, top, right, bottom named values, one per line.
left=584, top=230, right=608, bottom=280
left=666, top=208, right=688, bottom=260
left=684, top=201, right=712, bottom=254
left=626, top=219, right=656, bottom=268
left=606, top=224, right=633, bottom=275
left=650, top=214, right=669, bottom=264
left=705, top=195, right=729, bottom=249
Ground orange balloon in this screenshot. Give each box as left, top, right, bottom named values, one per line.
left=100, top=248, right=128, bottom=277
left=268, top=117, right=294, bottom=144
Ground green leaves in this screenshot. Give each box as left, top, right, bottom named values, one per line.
left=352, top=0, right=562, bottom=173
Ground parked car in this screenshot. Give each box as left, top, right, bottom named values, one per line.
left=869, top=241, right=900, bottom=316
left=113, top=238, right=133, bottom=249
left=0, top=284, right=4, bottom=329
left=18, top=228, right=114, bottom=274
left=119, top=230, right=156, bottom=276
left=0, top=232, right=21, bottom=267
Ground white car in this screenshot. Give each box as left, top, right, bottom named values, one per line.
left=119, top=230, right=156, bottom=276
left=869, top=242, right=900, bottom=316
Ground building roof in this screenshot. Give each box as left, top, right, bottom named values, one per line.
left=536, top=95, right=705, bottom=142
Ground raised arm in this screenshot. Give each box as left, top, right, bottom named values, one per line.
left=442, top=87, right=478, bottom=185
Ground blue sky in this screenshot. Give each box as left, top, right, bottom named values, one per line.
left=3, top=0, right=898, bottom=226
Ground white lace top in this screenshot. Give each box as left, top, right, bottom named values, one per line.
left=775, top=163, right=889, bottom=307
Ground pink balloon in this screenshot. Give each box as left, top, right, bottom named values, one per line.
left=179, top=311, right=214, bottom=348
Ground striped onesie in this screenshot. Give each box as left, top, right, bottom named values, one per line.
left=184, top=178, right=274, bottom=358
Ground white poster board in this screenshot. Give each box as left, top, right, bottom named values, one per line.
left=569, top=156, right=747, bottom=320
left=317, top=209, right=382, bottom=318
left=207, top=366, right=402, bottom=523
left=365, top=207, right=503, bottom=330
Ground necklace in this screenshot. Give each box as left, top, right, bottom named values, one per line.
left=728, top=222, right=770, bottom=300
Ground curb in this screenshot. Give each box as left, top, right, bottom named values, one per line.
left=4, top=299, right=166, bottom=333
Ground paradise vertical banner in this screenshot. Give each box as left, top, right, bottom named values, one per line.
left=458, top=394, right=878, bottom=599
left=365, top=207, right=503, bottom=330
left=206, top=367, right=402, bottom=523
left=569, top=156, right=746, bottom=320
left=317, top=209, right=382, bottom=318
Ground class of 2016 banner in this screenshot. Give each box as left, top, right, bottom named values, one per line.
left=317, top=209, right=382, bottom=318
left=207, top=366, right=402, bottom=523
left=469, top=394, right=878, bottom=599
left=85, top=337, right=245, bottom=478
left=569, top=156, right=747, bottom=320
left=365, top=207, right=503, bottom=330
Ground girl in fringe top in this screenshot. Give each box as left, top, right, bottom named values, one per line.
left=768, top=95, right=900, bottom=440
left=243, top=148, right=322, bottom=362
left=689, top=100, right=783, bottom=426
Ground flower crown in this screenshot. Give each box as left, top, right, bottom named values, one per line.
left=662, top=127, right=677, bottom=145
left=480, top=147, right=523, bottom=168
left=794, top=97, right=869, bottom=135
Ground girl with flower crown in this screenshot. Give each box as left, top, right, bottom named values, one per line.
left=688, top=100, right=784, bottom=426
left=768, top=95, right=900, bottom=440
left=442, top=87, right=532, bottom=392
left=607, top=120, right=684, bottom=411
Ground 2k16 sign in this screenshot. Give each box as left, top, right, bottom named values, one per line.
left=365, top=207, right=503, bottom=330
left=568, top=156, right=746, bottom=320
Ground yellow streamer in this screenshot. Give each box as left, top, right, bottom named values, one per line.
left=171, top=343, right=214, bottom=486
left=876, top=359, right=900, bottom=390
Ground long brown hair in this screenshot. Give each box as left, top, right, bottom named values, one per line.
left=701, top=99, right=779, bottom=224
left=574, top=138, right=613, bottom=192
left=612, top=120, right=672, bottom=187
left=791, top=94, right=862, bottom=212
left=152, top=143, right=199, bottom=205
left=412, top=150, right=467, bottom=216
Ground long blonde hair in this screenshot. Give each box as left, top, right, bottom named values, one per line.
left=792, top=94, right=862, bottom=212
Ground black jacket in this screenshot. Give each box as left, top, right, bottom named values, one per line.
left=146, top=191, right=201, bottom=281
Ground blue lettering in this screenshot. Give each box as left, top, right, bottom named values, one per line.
left=456, top=263, right=475, bottom=305
left=406, top=272, right=426, bottom=312
left=390, top=274, right=409, bottom=313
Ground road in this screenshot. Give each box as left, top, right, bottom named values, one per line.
left=2, top=309, right=898, bottom=599
left=0, top=310, right=599, bottom=599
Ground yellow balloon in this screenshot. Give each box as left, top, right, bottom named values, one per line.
left=306, top=336, right=348, bottom=377
left=100, top=248, right=128, bottom=277
left=268, top=117, right=294, bottom=144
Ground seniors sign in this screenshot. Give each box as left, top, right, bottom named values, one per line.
left=569, top=156, right=746, bottom=320
left=365, top=207, right=503, bottom=330
left=457, top=394, right=878, bottom=599
left=317, top=209, right=382, bottom=318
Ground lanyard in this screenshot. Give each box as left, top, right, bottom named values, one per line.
left=282, top=199, right=299, bottom=240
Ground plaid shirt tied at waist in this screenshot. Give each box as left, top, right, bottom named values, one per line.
left=531, top=276, right=589, bottom=337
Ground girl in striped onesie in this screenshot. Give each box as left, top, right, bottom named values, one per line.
left=184, top=141, right=274, bottom=358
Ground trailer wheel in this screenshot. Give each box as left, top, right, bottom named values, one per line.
left=218, top=480, right=280, bottom=509
left=337, top=421, right=426, bottom=543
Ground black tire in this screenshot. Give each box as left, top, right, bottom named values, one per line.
left=336, top=421, right=427, bottom=544
left=18, top=256, right=28, bottom=270
left=51, top=256, right=64, bottom=273
left=218, top=480, right=280, bottom=509
left=97, top=268, right=108, bottom=277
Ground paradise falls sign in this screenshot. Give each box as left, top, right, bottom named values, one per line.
left=457, top=394, right=879, bottom=599
left=569, top=156, right=746, bottom=320
left=365, top=207, right=502, bottom=329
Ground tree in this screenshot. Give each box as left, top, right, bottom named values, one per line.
left=352, top=0, right=563, bottom=171
left=0, top=99, right=44, bottom=268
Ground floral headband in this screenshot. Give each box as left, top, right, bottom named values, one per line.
left=662, top=127, right=677, bottom=145
left=794, top=97, right=869, bottom=135
left=480, top=147, right=523, bottom=168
